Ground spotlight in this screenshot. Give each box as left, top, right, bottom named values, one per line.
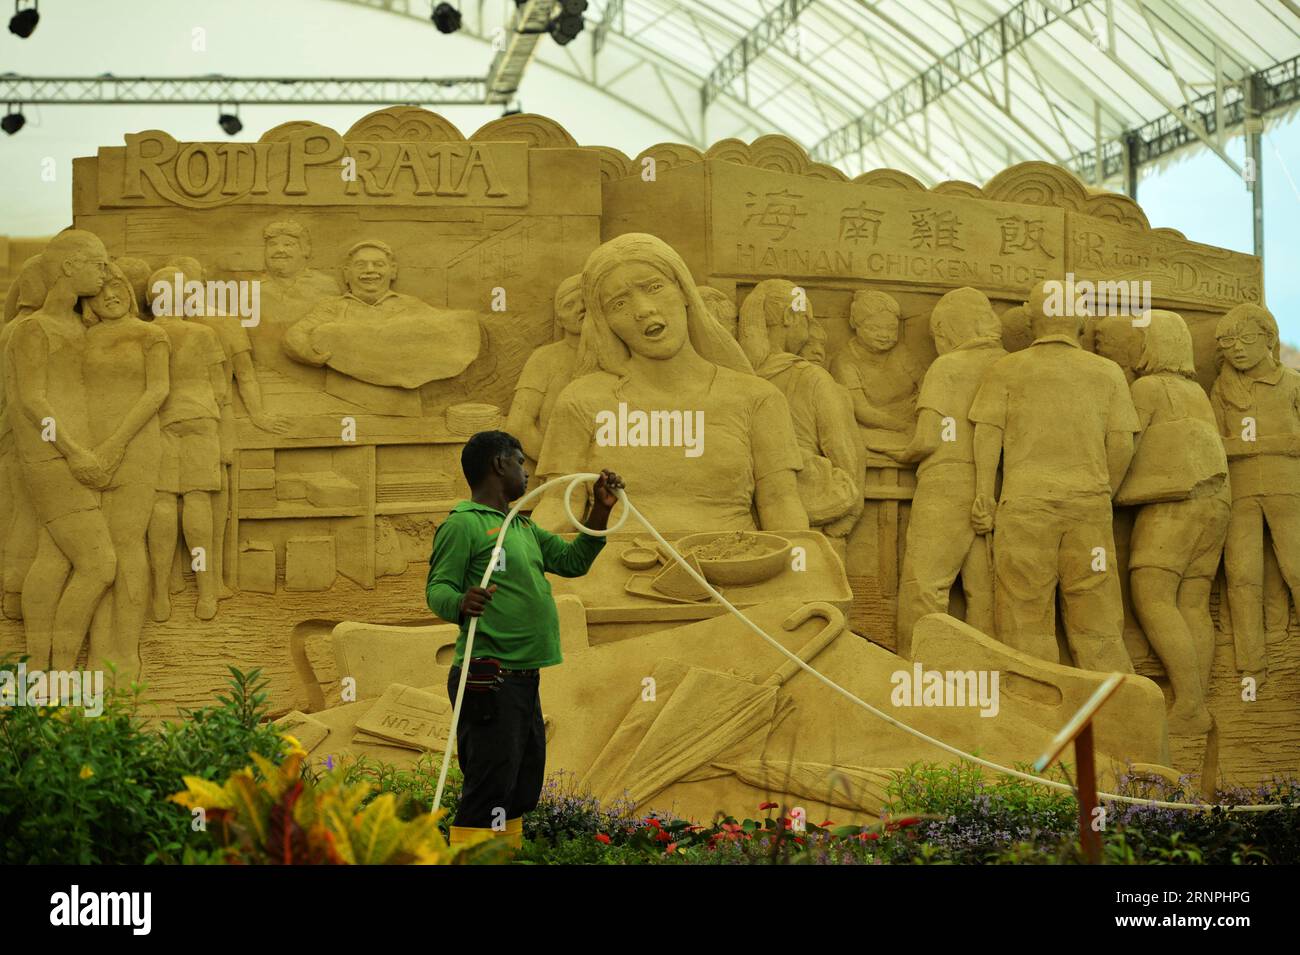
left=431, top=2, right=461, bottom=34
left=2, top=108, right=25, bottom=135
left=548, top=0, right=586, bottom=46
left=8, top=2, right=38, bottom=39
left=218, top=112, right=242, bottom=136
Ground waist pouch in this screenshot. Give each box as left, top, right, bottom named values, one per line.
left=461, top=657, right=503, bottom=725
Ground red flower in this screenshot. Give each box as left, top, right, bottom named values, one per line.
left=894, top=816, right=922, bottom=829
left=646, top=817, right=661, bottom=829
left=758, top=801, right=779, bottom=810
left=594, top=833, right=611, bottom=844
left=820, top=820, right=834, bottom=828
left=858, top=832, right=880, bottom=841
left=665, top=842, right=677, bottom=853
left=656, top=829, right=671, bottom=842
left=721, top=822, right=742, bottom=833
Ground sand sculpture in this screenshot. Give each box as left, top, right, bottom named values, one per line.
left=0, top=109, right=1289, bottom=823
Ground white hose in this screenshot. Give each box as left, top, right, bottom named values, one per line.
left=431, top=473, right=1294, bottom=817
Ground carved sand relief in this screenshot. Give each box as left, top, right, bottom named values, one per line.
left=0, top=110, right=1290, bottom=820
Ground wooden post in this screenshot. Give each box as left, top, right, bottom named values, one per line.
left=1075, top=723, right=1101, bottom=864
left=1033, top=673, right=1125, bottom=866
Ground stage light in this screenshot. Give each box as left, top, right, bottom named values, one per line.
left=8, top=2, right=38, bottom=38
left=218, top=112, right=242, bottom=136
left=2, top=109, right=25, bottom=135
left=431, top=2, right=461, bottom=34
left=549, top=0, right=586, bottom=46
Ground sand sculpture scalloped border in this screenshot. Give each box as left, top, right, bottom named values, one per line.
left=471, top=113, right=578, bottom=147
left=343, top=106, right=466, bottom=142
left=248, top=114, right=1156, bottom=237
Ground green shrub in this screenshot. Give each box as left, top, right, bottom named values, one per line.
left=0, top=659, right=283, bottom=864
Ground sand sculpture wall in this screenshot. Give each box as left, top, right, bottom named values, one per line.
left=0, top=107, right=1293, bottom=822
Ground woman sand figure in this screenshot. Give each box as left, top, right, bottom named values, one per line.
left=1211, top=303, right=1300, bottom=690
left=84, top=262, right=171, bottom=681
left=1127, top=310, right=1229, bottom=735
left=532, top=233, right=807, bottom=533
left=506, top=273, right=586, bottom=463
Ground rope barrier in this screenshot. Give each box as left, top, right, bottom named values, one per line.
left=431, top=473, right=1295, bottom=816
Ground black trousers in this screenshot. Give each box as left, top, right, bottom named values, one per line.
left=446, top=665, right=546, bottom=828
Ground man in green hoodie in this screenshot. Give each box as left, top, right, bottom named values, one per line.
left=426, top=429, right=623, bottom=848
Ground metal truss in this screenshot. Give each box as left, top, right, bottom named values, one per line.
left=1066, top=53, right=1300, bottom=185
left=702, top=0, right=817, bottom=108
left=486, top=0, right=558, bottom=103
left=0, top=75, right=488, bottom=105
left=811, top=0, right=1092, bottom=165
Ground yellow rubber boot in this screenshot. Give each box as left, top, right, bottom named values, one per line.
left=449, top=824, right=497, bottom=851
left=503, top=816, right=524, bottom=849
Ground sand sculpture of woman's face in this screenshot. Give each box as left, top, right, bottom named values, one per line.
left=597, top=261, right=689, bottom=360
left=556, top=283, right=586, bottom=335
left=1217, top=315, right=1272, bottom=373
left=89, top=276, right=133, bottom=321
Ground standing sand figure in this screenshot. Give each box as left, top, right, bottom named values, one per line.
left=889, top=287, right=1005, bottom=653
left=182, top=259, right=290, bottom=598
left=84, top=262, right=170, bottom=680
left=2, top=230, right=116, bottom=670
left=146, top=267, right=227, bottom=621
left=506, top=274, right=586, bottom=462
left=968, top=280, right=1139, bottom=672
left=1125, top=310, right=1229, bottom=734
left=1211, top=303, right=1300, bottom=689
left=0, top=253, right=47, bottom=620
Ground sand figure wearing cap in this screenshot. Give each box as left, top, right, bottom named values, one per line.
left=532, top=233, right=807, bottom=534
left=1123, top=310, right=1229, bottom=735
left=283, top=239, right=480, bottom=415
left=506, top=274, right=586, bottom=463
left=737, top=279, right=861, bottom=538
left=1211, top=303, right=1300, bottom=690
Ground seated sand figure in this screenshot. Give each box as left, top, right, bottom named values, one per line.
left=3, top=230, right=116, bottom=671
left=146, top=266, right=227, bottom=622
left=506, top=274, right=586, bottom=462
left=532, top=233, right=807, bottom=533
left=888, top=287, right=1005, bottom=653
left=830, top=289, right=922, bottom=449
left=1211, top=303, right=1300, bottom=688
left=698, top=285, right=738, bottom=339
left=737, top=279, right=861, bottom=538
left=283, top=239, right=478, bottom=415
left=969, top=280, right=1138, bottom=673
left=1122, top=310, right=1229, bottom=735
left=83, top=262, right=170, bottom=679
